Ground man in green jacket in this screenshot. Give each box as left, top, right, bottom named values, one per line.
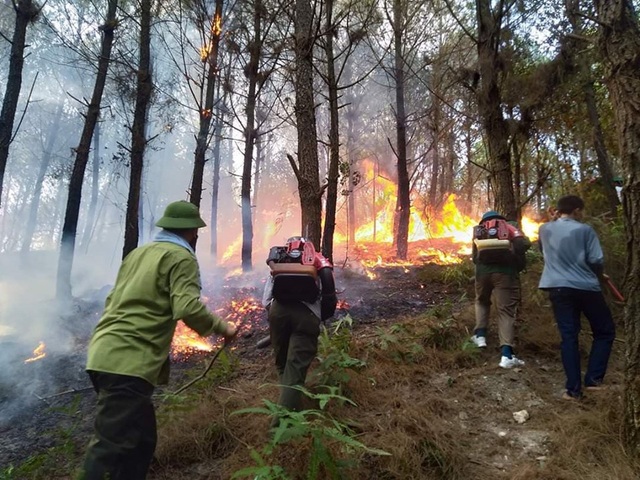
left=81, top=200, right=236, bottom=480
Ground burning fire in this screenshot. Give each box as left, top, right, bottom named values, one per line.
left=24, top=341, right=46, bottom=363
left=199, top=14, right=223, bottom=62
left=172, top=322, right=214, bottom=356
left=330, top=158, right=542, bottom=270
left=171, top=294, right=264, bottom=359
left=212, top=13, right=222, bottom=36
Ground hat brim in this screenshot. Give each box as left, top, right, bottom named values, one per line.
left=155, top=217, right=206, bottom=229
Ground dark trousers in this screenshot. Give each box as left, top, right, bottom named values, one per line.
left=548, top=288, right=615, bottom=397
left=269, top=300, right=320, bottom=413
left=81, top=371, right=157, bottom=480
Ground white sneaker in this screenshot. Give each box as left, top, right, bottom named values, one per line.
left=499, top=356, right=525, bottom=369
left=471, top=335, right=487, bottom=348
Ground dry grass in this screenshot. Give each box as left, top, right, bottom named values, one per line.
left=147, top=263, right=636, bottom=480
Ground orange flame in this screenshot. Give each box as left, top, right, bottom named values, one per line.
left=24, top=341, right=46, bottom=363
left=199, top=14, right=222, bottom=62
left=199, top=45, right=211, bottom=62
left=212, top=14, right=222, bottom=36
left=171, top=322, right=214, bottom=356
left=170, top=295, right=264, bottom=359
left=331, top=159, right=543, bottom=269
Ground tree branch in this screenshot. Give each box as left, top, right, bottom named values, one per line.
left=442, top=0, right=477, bottom=43
left=0, top=30, right=12, bottom=44
left=10, top=71, right=39, bottom=145
left=286, top=153, right=301, bottom=182
left=468, top=158, right=491, bottom=173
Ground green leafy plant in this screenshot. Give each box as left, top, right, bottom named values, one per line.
left=312, top=315, right=366, bottom=389
left=440, top=261, right=475, bottom=288
left=231, top=386, right=389, bottom=480
left=424, top=318, right=461, bottom=350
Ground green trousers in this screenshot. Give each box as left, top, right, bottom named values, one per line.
left=269, top=300, right=321, bottom=414
left=80, top=371, right=156, bottom=480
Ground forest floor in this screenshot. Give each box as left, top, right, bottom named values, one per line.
left=0, top=259, right=633, bottom=479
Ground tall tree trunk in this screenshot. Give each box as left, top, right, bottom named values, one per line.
left=291, top=0, right=321, bottom=246
left=21, top=102, right=64, bottom=257
left=443, top=129, right=456, bottom=195
left=392, top=0, right=409, bottom=259
left=594, top=0, right=640, bottom=456
left=80, top=119, right=101, bottom=252
left=320, top=0, right=340, bottom=262
left=252, top=120, right=263, bottom=209
left=0, top=0, right=38, bottom=208
left=56, top=0, right=118, bottom=300
left=584, top=76, right=620, bottom=215
left=475, top=0, right=516, bottom=220
left=567, top=0, right=620, bottom=216
left=241, top=0, right=262, bottom=272
left=190, top=0, right=224, bottom=210
left=429, top=94, right=440, bottom=207
left=210, top=105, right=225, bottom=261
left=464, top=103, right=475, bottom=213
left=123, top=0, right=153, bottom=259
left=346, top=106, right=356, bottom=246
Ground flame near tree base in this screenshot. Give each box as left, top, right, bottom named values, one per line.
left=172, top=194, right=542, bottom=358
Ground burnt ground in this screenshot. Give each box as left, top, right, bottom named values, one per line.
left=0, top=264, right=453, bottom=473
left=0, top=263, right=627, bottom=479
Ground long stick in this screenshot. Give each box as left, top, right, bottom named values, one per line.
left=172, top=342, right=229, bottom=395
left=605, top=277, right=625, bottom=302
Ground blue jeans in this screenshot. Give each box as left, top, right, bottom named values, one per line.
left=548, top=288, right=615, bottom=397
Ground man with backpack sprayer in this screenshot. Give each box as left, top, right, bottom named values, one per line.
left=471, top=210, right=531, bottom=368
left=262, top=236, right=338, bottom=427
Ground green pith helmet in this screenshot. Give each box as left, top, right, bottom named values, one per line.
left=155, top=201, right=206, bottom=229
left=481, top=210, right=504, bottom=222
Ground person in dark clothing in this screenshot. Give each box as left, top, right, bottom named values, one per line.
left=262, top=236, right=337, bottom=424
left=471, top=210, right=531, bottom=368
left=538, top=195, right=615, bottom=400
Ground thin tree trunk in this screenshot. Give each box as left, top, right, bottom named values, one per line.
left=0, top=0, right=38, bottom=208
left=567, top=0, right=620, bottom=216
left=429, top=95, right=440, bottom=207
left=241, top=0, right=262, bottom=272
left=393, top=0, right=409, bottom=259
left=292, top=0, right=321, bottom=246
left=252, top=123, right=263, bottom=209
left=346, top=107, right=356, bottom=246
left=210, top=105, right=225, bottom=261
left=21, top=101, right=64, bottom=257
left=594, top=0, right=640, bottom=455
left=56, top=0, right=118, bottom=300
left=80, top=119, right=101, bottom=252
left=123, top=0, right=152, bottom=259
left=321, top=0, right=340, bottom=262
left=583, top=77, right=620, bottom=215
left=190, top=0, right=224, bottom=211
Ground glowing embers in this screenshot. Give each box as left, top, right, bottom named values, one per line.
left=336, top=299, right=350, bottom=310
left=24, top=341, right=46, bottom=363
left=172, top=322, right=215, bottom=356
left=170, top=294, right=264, bottom=359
